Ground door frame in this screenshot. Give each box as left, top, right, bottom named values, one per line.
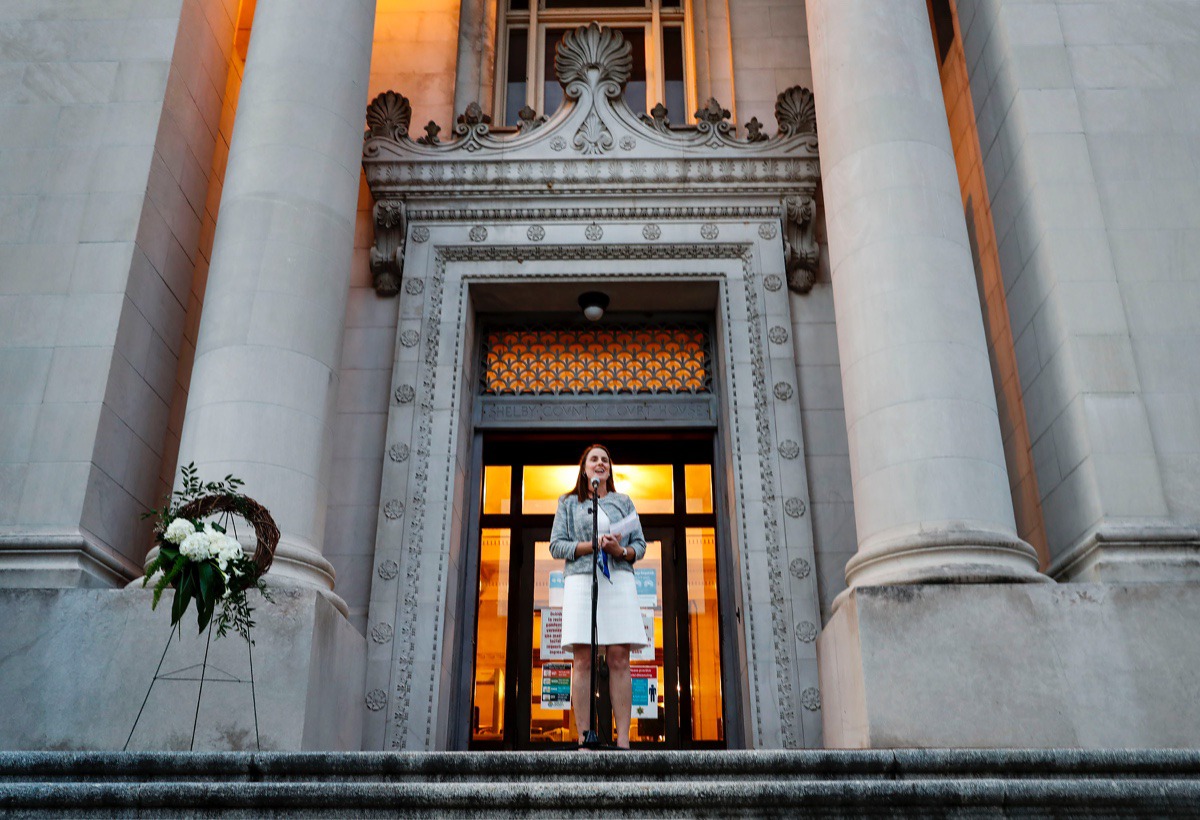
left=456, top=431, right=737, bottom=750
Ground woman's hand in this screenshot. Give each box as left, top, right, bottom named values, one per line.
left=600, top=534, right=623, bottom=557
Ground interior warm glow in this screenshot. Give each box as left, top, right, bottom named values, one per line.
left=684, top=464, right=713, bottom=514
left=482, top=465, right=512, bottom=514
left=484, top=327, right=709, bottom=395
left=472, top=528, right=510, bottom=742
left=522, top=464, right=674, bottom=514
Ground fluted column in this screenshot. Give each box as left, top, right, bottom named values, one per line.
left=175, top=0, right=376, bottom=614
left=807, top=0, right=1044, bottom=601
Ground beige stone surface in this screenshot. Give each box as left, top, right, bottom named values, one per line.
left=819, top=582, right=1200, bottom=749
left=0, top=588, right=364, bottom=751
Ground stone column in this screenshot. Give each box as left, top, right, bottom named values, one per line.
left=454, top=0, right=498, bottom=117
left=175, top=0, right=376, bottom=614
left=807, top=0, right=1044, bottom=598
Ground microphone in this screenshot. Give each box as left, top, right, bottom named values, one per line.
left=591, top=477, right=600, bottom=491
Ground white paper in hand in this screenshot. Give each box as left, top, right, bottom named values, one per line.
left=609, top=511, right=640, bottom=539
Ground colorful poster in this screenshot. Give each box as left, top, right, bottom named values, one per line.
left=540, top=607, right=571, bottom=661
left=632, top=609, right=656, bottom=661
left=541, top=662, right=572, bottom=711
left=630, top=665, right=659, bottom=719
left=634, top=568, right=657, bottom=607
left=548, top=571, right=564, bottom=608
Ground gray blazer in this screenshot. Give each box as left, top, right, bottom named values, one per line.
left=548, top=492, right=647, bottom=577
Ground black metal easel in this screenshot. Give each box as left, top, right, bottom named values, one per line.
left=124, top=622, right=261, bottom=751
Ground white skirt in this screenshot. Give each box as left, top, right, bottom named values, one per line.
left=560, top=571, right=649, bottom=650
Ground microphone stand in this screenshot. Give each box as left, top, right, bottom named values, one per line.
left=581, top=477, right=603, bottom=749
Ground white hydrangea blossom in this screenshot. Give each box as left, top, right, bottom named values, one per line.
left=179, top=530, right=211, bottom=561
left=164, top=518, right=195, bottom=545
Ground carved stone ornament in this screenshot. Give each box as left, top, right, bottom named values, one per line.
left=768, top=325, right=789, bottom=344
left=790, top=558, right=811, bottom=579
left=700, top=223, right=719, bottom=240
left=370, top=199, right=405, bottom=297
left=388, top=443, right=410, bottom=463
left=411, top=226, right=429, bottom=243
left=796, top=621, right=818, bottom=643
left=404, top=278, right=424, bottom=295
left=774, top=382, right=794, bottom=401
left=377, top=559, right=399, bottom=579
left=783, top=193, right=819, bottom=294
left=363, top=26, right=820, bottom=212
left=527, top=225, right=545, bottom=241
left=395, top=385, right=415, bottom=404
left=784, top=497, right=806, bottom=518
left=764, top=274, right=784, bottom=292
left=365, top=689, right=388, bottom=711
left=800, top=687, right=822, bottom=711
left=778, top=439, right=800, bottom=460
left=469, top=225, right=487, bottom=242
left=371, top=622, right=395, bottom=644
left=400, top=329, right=420, bottom=348
left=776, top=86, right=817, bottom=138
left=384, top=499, right=405, bottom=520
left=758, top=222, right=778, bottom=240
left=417, top=120, right=441, bottom=146
left=365, top=91, right=411, bottom=141
left=585, top=223, right=604, bottom=241
left=642, top=224, right=661, bottom=240
left=517, top=105, right=547, bottom=132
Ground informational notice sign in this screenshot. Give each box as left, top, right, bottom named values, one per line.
left=630, top=666, right=659, bottom=719
left=548, top=571, right=564, bottom=608
left=541, top=662, right=572, bottom=711
left=540, top=608, right=571, bottom=661
left=632, top=609, right=656, bottom=661
left=634, top=568, right=657, bottom=607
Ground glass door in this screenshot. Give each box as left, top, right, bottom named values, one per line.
left=467, top=435, right=726, bottom=749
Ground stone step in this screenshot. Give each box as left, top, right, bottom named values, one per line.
left=3, top=750, right=1200, bottom=817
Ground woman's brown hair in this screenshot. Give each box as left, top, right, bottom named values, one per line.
left=570, top=443, right=617, bottom=502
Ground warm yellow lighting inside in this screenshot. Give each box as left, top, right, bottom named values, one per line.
left=482, top=465, right=512, bottom=514
left=521, top=464, right=674, bottom=514
left=684, top=464, right=713, bottom=514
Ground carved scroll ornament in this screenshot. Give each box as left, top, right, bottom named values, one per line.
left=370, top=199, right=405, bottom=297
left=783, top=193, right=819, bottom=294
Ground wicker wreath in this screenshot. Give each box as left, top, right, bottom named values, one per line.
left=163, top=494, right=279, bottom=575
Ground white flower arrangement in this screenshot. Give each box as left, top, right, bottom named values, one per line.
left=143, top=464, right=273, bottom=641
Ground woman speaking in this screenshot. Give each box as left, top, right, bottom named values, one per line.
left=549, top=443, right=648, bottom=749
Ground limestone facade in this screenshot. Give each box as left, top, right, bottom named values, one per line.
left=2, top=0, right=1200, bottom=752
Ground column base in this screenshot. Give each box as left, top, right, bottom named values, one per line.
left=1048, top=522, right=1200, bottom=583
left=817, top=583, right=1200, bottom=749
left=0, top=531, right=141, bottom=588
left=833, top=526, right=1047, bottom=611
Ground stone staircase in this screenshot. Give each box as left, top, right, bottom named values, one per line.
left=3, top=749, right=1199, bottom=817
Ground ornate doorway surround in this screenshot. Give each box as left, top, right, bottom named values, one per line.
left=360, top=24, right=824, bottom=750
